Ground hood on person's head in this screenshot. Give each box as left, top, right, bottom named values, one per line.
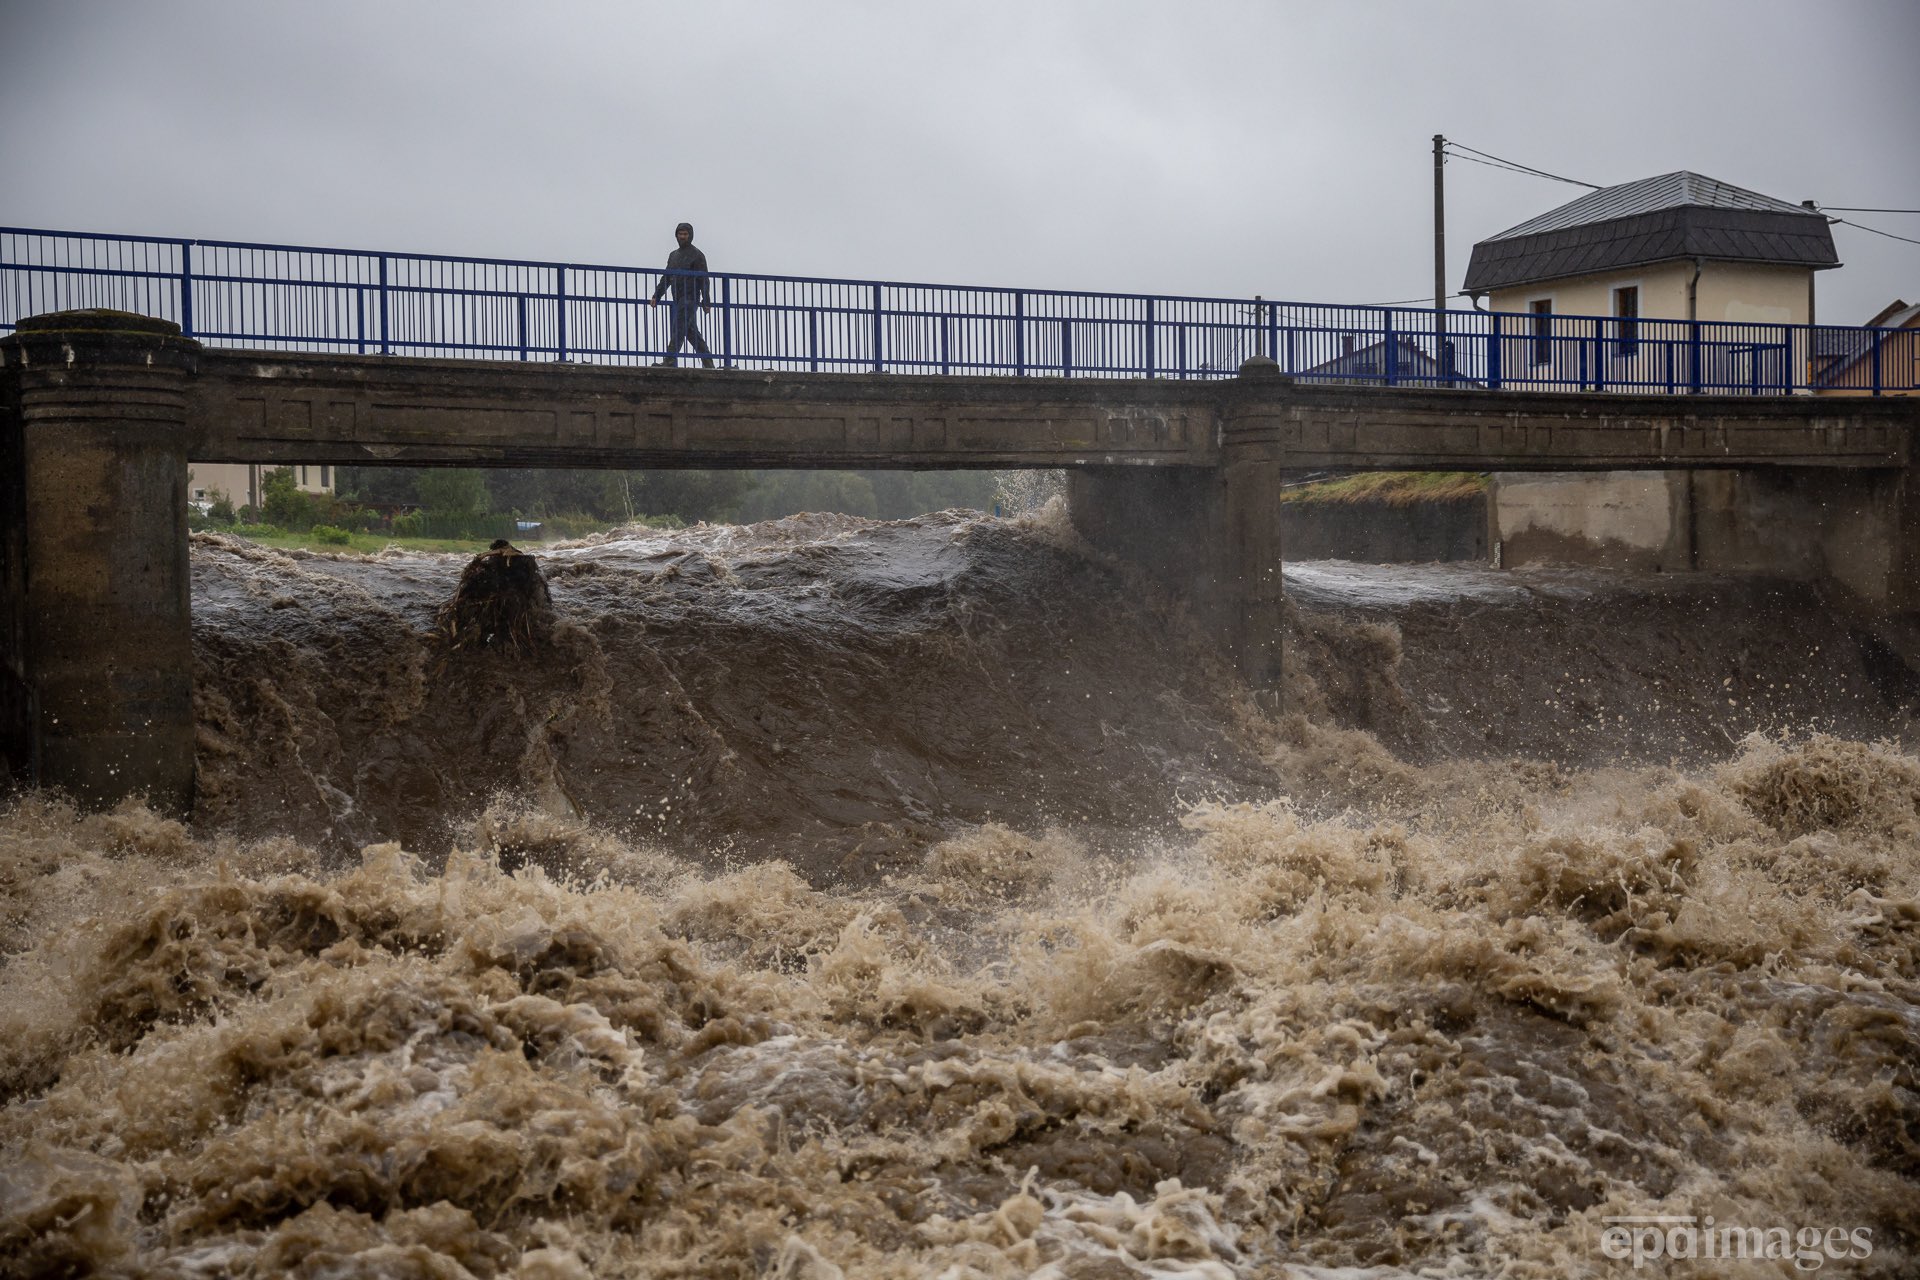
left=675, top=222, right=694, bottom=240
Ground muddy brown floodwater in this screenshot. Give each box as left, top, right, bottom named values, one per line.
left=3, top=505, right=1917, bottom=1278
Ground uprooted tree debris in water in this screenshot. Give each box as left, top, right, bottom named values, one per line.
left=435, top=540, right=553, bottom=653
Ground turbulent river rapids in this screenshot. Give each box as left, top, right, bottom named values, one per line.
left=3, top=506, right=1918, bottom=1278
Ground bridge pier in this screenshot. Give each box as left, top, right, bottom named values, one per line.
left=1684, top=466, right=1920, bottom=611
left=0, top=311, right=199, bottom=814
left=1067, top=361, right=1290, bottom=690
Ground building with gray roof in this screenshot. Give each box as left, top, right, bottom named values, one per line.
left=1464, top=171, right=1838, bottom=297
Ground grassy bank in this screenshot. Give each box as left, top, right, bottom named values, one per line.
left=197, top=528, right=524, bottom=555
left=1279, top=471, right=1488, bottom=506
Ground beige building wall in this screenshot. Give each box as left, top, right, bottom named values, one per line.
left=1487, top=260, right=1809, bottom=323
left=1488, top=260, right=1694, bottom=322
left=1693, top=262, right=1811, bottom=325
left=1485, top=260, right=1815, bottom=393
left=188, top=462, right=335, bottom=510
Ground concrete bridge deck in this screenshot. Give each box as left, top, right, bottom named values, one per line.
left=188, top=348, right=1911, bottom=473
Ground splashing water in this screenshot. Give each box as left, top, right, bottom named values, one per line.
left=3, top=512, right=1917, bottom=1277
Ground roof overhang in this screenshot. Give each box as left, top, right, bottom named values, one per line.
left=1464, top=206, right=1838, bottom=295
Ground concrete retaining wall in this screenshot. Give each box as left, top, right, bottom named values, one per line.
left=1281, top=496, right=1489, bottom=563
left=1491, top=471, right=1689, bottom=571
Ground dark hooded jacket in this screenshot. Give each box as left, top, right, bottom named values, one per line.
left=652, top=223, right=710, bottom=304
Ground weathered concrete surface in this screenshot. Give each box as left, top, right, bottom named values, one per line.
left=0, top=311, right=199, bottom=813
left=1692, top=467, right=1920, bottom=611
left=1282, top=496, right=1489, bottom=564
left=1069, top=364, right=1292, bottom=687
left=179, top=348, right=1915, bottom=473
left=187, top=351, right=1214, bottom=471
left=1492, top=472, right=1689, bottom=572
left=0, top=344, right=24, bottom=788
left=1491, top=465, right=1920, bottom=610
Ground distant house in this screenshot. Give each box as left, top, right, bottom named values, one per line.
left=188, top=462, right=335, bottom=513
left=1463, top=172, right=1840, bottom=572
left=1463, top=171, right=1838, bottom=391
left=1813, top=299, right=1920, bottom=396
left=1300, top=335, right=1478, bottom=387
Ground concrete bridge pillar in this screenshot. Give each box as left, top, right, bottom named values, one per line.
left=0, top=311, right=200, bottom=814
left=1686, top=460, right=1920, bottom=612
left=1068, top=358, right=1289, bottom=691
left=1216, top=359, right=1290, bottom=688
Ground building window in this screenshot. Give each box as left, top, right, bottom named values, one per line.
left=1613, top=286, right=1639, bottom=357
left=1530, top=299, right=1553, bottom=366
left=300, top=466, right=309, bottom=487
left=321, top=465, right=331, bottom=489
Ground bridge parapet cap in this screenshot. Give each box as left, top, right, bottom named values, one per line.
left=3, top=309, right=200, bottom=373
left=1237, top=355, right=1291, bottom=382
left=15, top=309, right=184, bottom=338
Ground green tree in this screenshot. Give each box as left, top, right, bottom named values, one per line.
left=415, top=468, right=492, bottom=536
left=334, top=465, right=421, bottom=506
left=737, top=471, right=880, bottom=522
left=260, top=467, right=317, bottom=530
left=628, top=471, right=758, bottom=524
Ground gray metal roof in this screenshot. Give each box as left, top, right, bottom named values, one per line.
left=1464, top=170, right=1838, bottom=294
left=1484, top=171, right=1815, bottom=241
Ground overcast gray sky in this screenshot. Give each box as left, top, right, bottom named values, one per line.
left=4, top=0, right=1916, bottom=324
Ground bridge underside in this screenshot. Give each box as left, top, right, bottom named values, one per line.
left=2, top=312, right=1917, bottom=814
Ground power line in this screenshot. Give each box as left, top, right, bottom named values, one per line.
left=1442, top=140, right=1600, bottom=190
left=1817, top=206, right=1920, bottom=214
left=1443, top=150, right=1597, bottom=188
left=1824, top=214, right=1920, bottom=248
left=1356, top=290, right=1475, bottom=308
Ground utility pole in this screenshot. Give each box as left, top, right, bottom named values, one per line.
left=1433, top=134, right=1447, bottom=315
left=1433, top=134, right=1451, bottom=382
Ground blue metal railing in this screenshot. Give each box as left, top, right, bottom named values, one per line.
left=1, top=226, right=1911, bottom=394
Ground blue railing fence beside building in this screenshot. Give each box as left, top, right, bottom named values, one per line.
left=1, top=227, right=1910, bottom=394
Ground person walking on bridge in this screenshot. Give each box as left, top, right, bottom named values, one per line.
left=648, top=222, right=714, bottom=367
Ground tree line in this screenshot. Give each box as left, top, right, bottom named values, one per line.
left=274, top=466, right=1007, bottom=535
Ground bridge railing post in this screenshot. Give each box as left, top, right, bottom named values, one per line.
left=1013, top=291, right=1025, bottom=376
left=1593, top=317, right=1605, bottom=391
left=378, top=254, right=391, bottom=356
left=178, top=240, right=194, bottom=337
left=723, top=275, right=735, bottom=369
left=555, top=266, right=568, bottom=361
left=1061, top=318, right=1072, bottom=378
left=1383, top=309, right=1397, bottom=385
left=355, top=285, right=367, bottom=355
left=516, top=294, right=529, bottom=361
left=1488, top=312, right=1503, bottom=389
left=1872, top=329, right=1884, bottom=395
left=872, top=283, right=883, bottom=373
left=1688, top=320, right=1702, bottom=394
left=1144, top=298, right=1156, bottom=379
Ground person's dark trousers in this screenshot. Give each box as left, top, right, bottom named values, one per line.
left=665, top=299, right=714, bottom=367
